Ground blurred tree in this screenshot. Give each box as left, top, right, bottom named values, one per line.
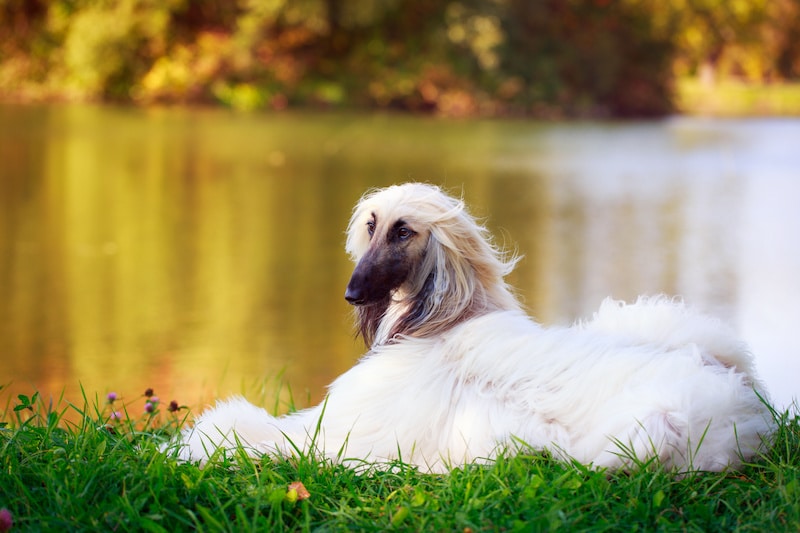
left=1, top=0, right=798, bottom=114
left=501, top=0, right=677, bottom=117
left=60, top=1, right=170, bottom=98
left=669, top=0, right=800, bottom=82
left=768, top=0, right=800, bottom=79
left=671, top=0, right=768, bottom=82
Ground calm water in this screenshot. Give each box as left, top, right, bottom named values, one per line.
left=1, top=104, right=798, bottom=416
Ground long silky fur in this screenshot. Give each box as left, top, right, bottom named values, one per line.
left=171, top=182, right=775, bottom=474
left=346, top=183, right=522, bottom=346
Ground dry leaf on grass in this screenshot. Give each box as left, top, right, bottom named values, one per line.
left=287, top=481, right=311, bottom=502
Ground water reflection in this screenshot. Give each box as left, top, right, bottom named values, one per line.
left=1, top=106, right=798, bottom=416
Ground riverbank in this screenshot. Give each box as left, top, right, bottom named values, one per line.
left=3, top=78, right=799, bottom=118
left=1, top=389, right=798, bottom=531
left=677, top=79, right=800, bottom=117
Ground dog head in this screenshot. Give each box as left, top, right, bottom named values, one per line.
left=344, top=183, right=521, bottom=346
left=344, top=184, right=437, bottom=306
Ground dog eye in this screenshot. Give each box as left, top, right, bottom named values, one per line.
left=397, top=227, right=414, bottom=240
left=366, top=221, right=375, bottom=237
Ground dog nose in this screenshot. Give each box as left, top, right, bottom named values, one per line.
left=345, top=285, right=365, bottom=305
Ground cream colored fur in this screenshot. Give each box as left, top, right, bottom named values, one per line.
left=172, top=183, right=774, bottom=473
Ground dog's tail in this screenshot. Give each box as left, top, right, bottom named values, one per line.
left=582, top=296, right=759, bottom=380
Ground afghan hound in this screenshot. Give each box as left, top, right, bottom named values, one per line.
left=173, top=182, right=774, bottom=473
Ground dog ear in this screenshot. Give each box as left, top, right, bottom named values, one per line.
left=390, top=226, right=478, bottom=339
left=429, top=224, right=478, bottom=310
left=412, top=213, right=520, bottom=335
left=345, top=205, right=372, bottom=263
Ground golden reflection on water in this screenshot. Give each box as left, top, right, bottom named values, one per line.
left=1, top=106, right=544, bottom=415
left=2, top=105, right=798, bottom=417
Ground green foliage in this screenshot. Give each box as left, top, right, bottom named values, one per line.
left=1, top=389, right=799, bottom=531
left=23, top=0, right=185, bottom=99
left=501, top=0, right=678, bottom=117
left=1, top=0, right=800, bottom=114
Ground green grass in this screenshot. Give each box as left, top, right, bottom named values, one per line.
left=1, top=388, right=798, bottom=532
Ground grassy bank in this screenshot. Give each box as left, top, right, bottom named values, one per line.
left=1, top=389, right=798, bottom=532
left=677, top=79, right=800, bottom=116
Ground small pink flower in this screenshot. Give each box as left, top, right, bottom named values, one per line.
left=110, top=411, right=123, bottom=421
left=144, top=402, right=155, bottom=414
left=107, top=392, right=118, bottom=403
left=144, top=388, right=154, bottom=398
left=168, top=400, right=180, bottom=413
left=0, top=508, right=12, bottom=532
left=149, top=396, right=159, bottom=404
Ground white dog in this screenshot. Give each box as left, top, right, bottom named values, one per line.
left=174, top=183, right=774, bottom=473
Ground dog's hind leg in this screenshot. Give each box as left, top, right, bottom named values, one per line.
left=172, top=397, right=289, bottom=463
left=590, top=411, right=692, bottom=471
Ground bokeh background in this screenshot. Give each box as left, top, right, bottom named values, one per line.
left=2, top=1, right=799, bottom=417
left=2, top=0, right=800, bottom=116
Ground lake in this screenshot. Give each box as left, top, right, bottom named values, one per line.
left=1, top=104, right=798, bottom=417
